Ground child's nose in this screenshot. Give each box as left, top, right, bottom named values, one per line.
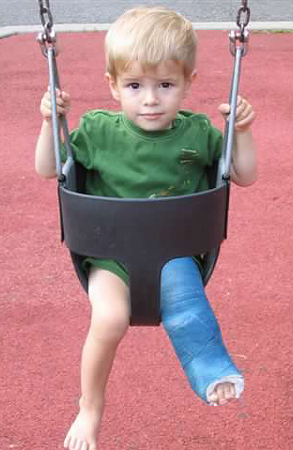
left=144, top=88, right=159, bottom=105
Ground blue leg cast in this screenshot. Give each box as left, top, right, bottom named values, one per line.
left=160, top=257, right=244, bottom=404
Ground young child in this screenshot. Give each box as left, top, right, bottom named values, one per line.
left=35, top=6, right=257, bottom=450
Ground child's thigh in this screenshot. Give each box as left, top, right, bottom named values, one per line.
left=88, top=268, right=130, bottom=334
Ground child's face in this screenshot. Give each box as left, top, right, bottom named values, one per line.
left=107, top=61, right=196, bottom=131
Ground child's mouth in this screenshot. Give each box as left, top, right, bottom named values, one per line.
left=140, top=113, right=163, bottom=120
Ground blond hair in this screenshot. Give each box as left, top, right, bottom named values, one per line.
left=105, top=7, right=197, bottom=78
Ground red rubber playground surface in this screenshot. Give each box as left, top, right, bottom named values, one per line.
left=1, top=30, right=293, bottom=450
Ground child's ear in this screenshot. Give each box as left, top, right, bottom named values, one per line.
left=105, top=73, right=120, bottom=101
left=187, top=70, right=197, bottom=88
left=190, top=70, right=197, bottom=83
left=183, top=70, right=197, bottom=97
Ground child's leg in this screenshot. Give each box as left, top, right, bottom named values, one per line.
left=161, top=257, right=244, bottom=406
left=64, top=268, right=130, bottom=450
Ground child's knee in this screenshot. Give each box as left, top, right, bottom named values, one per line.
left=91, top=305, right=129, bottom=342
left=88, top=268, right=130, bottom=342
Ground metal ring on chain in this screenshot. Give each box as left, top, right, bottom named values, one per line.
left=38, top=0, right=54, bottom=43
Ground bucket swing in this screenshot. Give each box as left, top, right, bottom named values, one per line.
left=37, top=0, right=251, bottom=326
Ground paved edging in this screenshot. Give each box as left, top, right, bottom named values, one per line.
left=1, top=21, right=293, bottom=39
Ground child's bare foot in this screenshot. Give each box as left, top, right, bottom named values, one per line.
left=207, top=381, right=236, bottom=406
left=64, top=401, right=104, bottom=450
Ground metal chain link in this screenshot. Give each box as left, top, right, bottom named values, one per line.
left=39, top=0, right=53, bottom=31
left=236, top=0, right=251, bottom=36
left=37, top=0, right=57, bottom=57
left=229, top=0, right=250, bottom=56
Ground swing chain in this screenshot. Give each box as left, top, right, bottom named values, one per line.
left=229, top=0, right=250, bottom=56
left=237, top=0, right=251, bottom=33
left=37, top=0, right=57, bottom=57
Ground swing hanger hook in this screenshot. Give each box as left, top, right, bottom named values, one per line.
left=229, top=0, right=250, bottom=57
left=37, top=0, right=57, bottom=58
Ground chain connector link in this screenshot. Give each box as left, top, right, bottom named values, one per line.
left=37, top=29, right=57, bottom=58
left=230, top=0, right=250, bottom=57
left=229, top=28, right=249, bottom=57
left=37, top=0, right=57, bottom=57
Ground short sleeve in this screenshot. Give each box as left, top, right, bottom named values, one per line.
left=61, top=113, right=98, bottom=170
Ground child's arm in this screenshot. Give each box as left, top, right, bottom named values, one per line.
left=35, top=89, right=71, bottom=178
left=219, top=96, right=257, bottom=187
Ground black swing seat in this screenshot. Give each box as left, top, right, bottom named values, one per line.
left=59, top=157, right=230, bottom=326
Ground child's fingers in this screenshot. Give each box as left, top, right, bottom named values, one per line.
left=40, top=97, right=53, bottom=120
left=236, top=96, right=249, bottom=116
left=47, top=87, right=69, bottom=103
left=57, top=104, right=70, bottom=116
left=60, top=92, right=71, bottom=110
left=41, top=94, right=70, bottom=120
left=56, top=95, right=66, bottom=107
left=47, top=90, right=69, bottom=107
left=218, top=103, right=231, bottom=117
left=42, top=96, right=65, bottom=110
left=235, top=97, right=256, bottom=130
left=41, top=88, right=70, bottom=121
left=42, top=90, right=51, bottom=102
left=235, top=110, right=256, bottom=130
left=219, top=96, right=256, bottom=130
left=220, top=96, right=249, bottom=115
left=236, top=96, right=255, bottom=119
left=40, top=92, right=52, bottom=111
left=61, top=90, right=70, bottom=100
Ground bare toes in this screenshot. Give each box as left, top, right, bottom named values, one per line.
left=63, top=435, right=71, bottom=449
left=217, top=384, right=228, bottom=405
left=226, top=383, right=236, bottom=400
left=208, top=382, right=236, bottom=406
left=67, top=437, right=76, bottom=450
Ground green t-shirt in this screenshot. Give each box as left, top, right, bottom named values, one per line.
left=62, top=110, right=222, bottom=283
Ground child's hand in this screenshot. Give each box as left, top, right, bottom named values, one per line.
left=219, top=96, right=256, bottom=131
left=40, top=88, right=71, bottom=122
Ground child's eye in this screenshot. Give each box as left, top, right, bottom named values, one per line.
left=128, top=82, right=140, bottom=89
left=161, top=82, right=172, bottom=88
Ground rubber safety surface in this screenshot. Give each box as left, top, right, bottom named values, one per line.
left=1, top=31, right=293, bottom=450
